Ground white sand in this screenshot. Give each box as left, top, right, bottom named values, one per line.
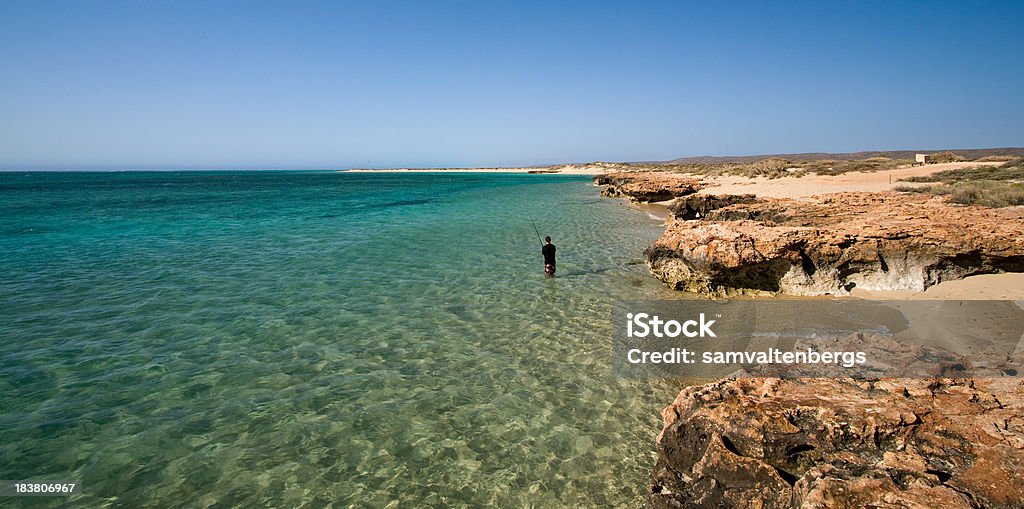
left=851, top=273, right=1024, bottom=301
left=678, top=161, right=1022, bottom=301
left=691, top=161, right=1002, bottom=199
left=344, top=164, right=607, bottom=175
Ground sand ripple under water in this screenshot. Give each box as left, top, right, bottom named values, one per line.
left=0, top=171, right=692, bottom=507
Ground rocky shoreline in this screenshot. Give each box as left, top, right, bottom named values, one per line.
left=597, top=172, right=1024, bottom=297
left=649, top=377, right=1024, bottom=508
left=595, top=171, right=1024, bottom=507
left=594, top=172, right=705, bottom=202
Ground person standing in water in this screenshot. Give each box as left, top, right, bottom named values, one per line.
left=541, top=236, right=556, bottom=277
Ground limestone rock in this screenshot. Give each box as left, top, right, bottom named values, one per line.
left=594, top=172, right=706, bottom=203
left=650, top=377, right=1024, bottom=508
left=646, top=192, right=1024, bottom=296
left=667, top=194, right=761, bottom=220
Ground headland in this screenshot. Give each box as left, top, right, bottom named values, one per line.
left=594, top=149, right=1024, bottom=507
left=594, top=152, right=1024, bottom=299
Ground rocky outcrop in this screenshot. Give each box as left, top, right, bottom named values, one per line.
left=667, top=194, right=760, bottom=220
left=646, top=192, right=1024, bottom=296
left=650, top=377, right=1024, bottom=508
left=594, top=172, right=706, bottom=203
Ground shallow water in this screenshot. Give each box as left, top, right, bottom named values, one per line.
left=0, top=171, right=692, bottom=507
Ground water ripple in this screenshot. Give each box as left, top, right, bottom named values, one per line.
left=0, top=172, right=692, bottom=507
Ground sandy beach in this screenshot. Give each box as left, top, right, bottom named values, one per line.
left=851, top=273, right=1024, bottom=300
left=709, top=161, right=1022, bottom=299
left=624, top=160, right=1023, bottom=300
left=690, top=161, right=1002, bottom=199
left=344, top=163, right=608, bottom=175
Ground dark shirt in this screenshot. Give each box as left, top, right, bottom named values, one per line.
left=542, top=243, right=556, bottom=265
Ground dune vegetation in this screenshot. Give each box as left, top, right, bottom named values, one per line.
left=581, top=156, right=914, bottom=179
left=896, top=158, right=1024, bottom=207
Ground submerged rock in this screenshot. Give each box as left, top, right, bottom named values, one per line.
left=647, top=192, right=1024, bottom=296
left=650, top=377, right=1024, bottom=508
left=594, top=172, right=705, bottom=203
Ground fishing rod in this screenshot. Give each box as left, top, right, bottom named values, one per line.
left=527, top=213, right=543, bottom=246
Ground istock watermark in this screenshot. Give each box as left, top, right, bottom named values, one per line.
left=612, top=300, right=1024, bottom=379
left=625, top=312, right=716, bottom=338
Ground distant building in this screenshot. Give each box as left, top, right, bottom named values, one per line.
left=915, top=153, right=930, bottom=164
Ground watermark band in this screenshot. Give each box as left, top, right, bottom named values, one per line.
left=612, top=300, right=1024, bottom=379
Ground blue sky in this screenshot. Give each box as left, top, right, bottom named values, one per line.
left=1, top=0, right=1022, bottom=169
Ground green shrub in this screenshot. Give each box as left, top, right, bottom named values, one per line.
left=797, top=158, right=913, bottom=176
left=895, top=181, right=1024, bottom=207
left=928, top=151, right=965, bottom=163
left=893, top=184, right=932, bottom=194
left=901, top=158, right=1024, bottom=183
left=948, top=181, right=1024, bottom=207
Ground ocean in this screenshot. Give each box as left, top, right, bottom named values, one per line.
left=0, top=171, right=688, bottom=507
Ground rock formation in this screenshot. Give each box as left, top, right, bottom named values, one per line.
left=650, top=377, right=1024, bottom=508
left=595, top=175, right=1024, bottom=508
left=666, top=194, right=761, bottom=220
left=594, top=172, right=705, bottom=203
left=647, top=192, right=1024, bottom=296
left=594, top=171, right=1024, bottom=296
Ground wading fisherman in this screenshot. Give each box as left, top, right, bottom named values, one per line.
left=541, top=236, right=556, bottom=277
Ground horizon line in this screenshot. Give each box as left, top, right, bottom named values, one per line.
left=2, top=146, right=1022, bottom=172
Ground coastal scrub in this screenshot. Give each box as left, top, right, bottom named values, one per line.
left=897, top=158, right=1024, bottom=207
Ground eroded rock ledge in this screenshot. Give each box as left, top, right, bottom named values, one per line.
left=593, top=173, right=1024, bottom=295
left=650, top=377, right=1024, bottom=508
left=594, top=172, right=706, bottom=202
left=648, top=192, right=1024, bottom=296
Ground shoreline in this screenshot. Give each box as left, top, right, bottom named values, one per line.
left=599, top=168, right=1024, bottom=507
left=690, top=161, right=1001, bottom=199
left=600, top=164, right=1024, bottom=300
left=344, top=164, right=609, bottom=175
left=850, top=272, right=1024, bottom=300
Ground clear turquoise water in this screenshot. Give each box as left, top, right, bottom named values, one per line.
left=0, top=171, right=688, bottom=508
